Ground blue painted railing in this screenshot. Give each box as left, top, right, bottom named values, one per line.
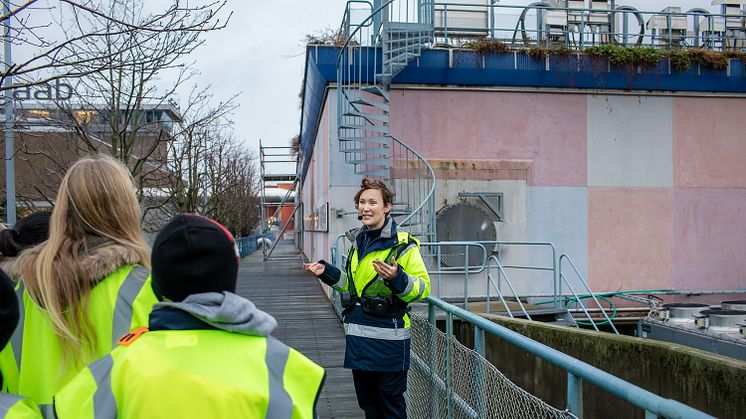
left=425, top=296, right=713, bottom=418
left=236, top=232, right=275, bottom=258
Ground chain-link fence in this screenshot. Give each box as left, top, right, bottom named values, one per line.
left=406, top=313, right=576, bottom=419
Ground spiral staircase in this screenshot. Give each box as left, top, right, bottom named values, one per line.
left=337, top=0, right=436, bottom=241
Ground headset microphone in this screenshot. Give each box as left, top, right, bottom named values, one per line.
left=357, top=215, right=363, bottom=220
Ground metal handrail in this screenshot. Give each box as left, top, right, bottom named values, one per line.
left=340, top=1, right=374, bottom=39
left=425, top=296, right=714, bottom=419
left=477, top=240, right=559, bottom=307
left=485, top=255, right=532, bottom=320
left=331, top=235, right=618, bottom=333
left=429, top=1, right=746, bottom=51
left=559, top=253, right=619, bottom=334
left=389, top=134, right=437, bottom=232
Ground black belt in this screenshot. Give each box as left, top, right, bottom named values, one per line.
left=357, top=296, right=410, bottom=317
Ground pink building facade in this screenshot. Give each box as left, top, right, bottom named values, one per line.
left=299, top=47, right=746, bottom=295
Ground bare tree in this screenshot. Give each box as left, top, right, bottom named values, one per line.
left=1, top=0, right=233, bottom=219
left=202, top=134, right=259, bottom=236
left=142, top=86, right=259, bottom=236
left=27, top=0, right=233, bottom=197
left=0, top=0, right=230, bottom=91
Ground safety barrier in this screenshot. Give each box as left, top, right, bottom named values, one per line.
left=427, top=1, right=746, bottom=51
left=235, top=232, right=275, bottom=258
left=410, top=296, right=713, bottom=418
left=331, top=236, right=617, bottom=331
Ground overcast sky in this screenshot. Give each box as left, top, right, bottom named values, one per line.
left=182, top=0, right=342, bottom=158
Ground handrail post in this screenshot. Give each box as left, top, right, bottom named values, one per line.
left=486, top=270, right=491, bottom=313
left=464, top=245, right=470, bottom=310
left=553, top=244, right=559, bottom=308
left=446, top=311, right=453, bottom=419
left=427, top=301, right=438, bottom=418
left=444, top=4, right=448, bottom=44
left=474, top=325, right=486, bottom=418
left=567, top=372, right=584, bottom=418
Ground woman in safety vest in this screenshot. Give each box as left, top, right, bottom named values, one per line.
left=304, top=178, right=430, bottom=418
left=0, top=156, right=157, bottom=416
left=0, top=268, right=41, bottom=419
left=55, top=214, right=325, bottom=418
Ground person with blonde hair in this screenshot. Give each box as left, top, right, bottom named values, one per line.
left=0, top=156, right=157, bottom=416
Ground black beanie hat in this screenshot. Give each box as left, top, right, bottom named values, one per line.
left=151, top=214, right=239, bottom=302
left=0, top=211, right=51, bottom=257
left=0, top=269, right=19, bottom=350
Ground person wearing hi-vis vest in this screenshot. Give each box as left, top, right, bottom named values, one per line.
left=0, top=157, right=157, bottom=417
left=304, top=178, right=430, bottom=419
left=0, top=270, right=41, bottom=418
left=55, top=214, right=326, bottom=419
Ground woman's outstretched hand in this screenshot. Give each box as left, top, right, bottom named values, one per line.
left=303, top=262, right=325, bottom=276
left=372, top=258, right=399, bottom=281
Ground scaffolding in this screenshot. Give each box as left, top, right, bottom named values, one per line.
left=258, top=140, right=302, bottom=262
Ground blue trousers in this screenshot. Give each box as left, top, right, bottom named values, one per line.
left=352, top=369, right=408, bottom=419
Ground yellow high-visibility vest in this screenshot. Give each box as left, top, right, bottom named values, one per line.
left=0, top=393, right=42, bottom=418
left=54, top=329, right=326, bottom=419
left=0, top=265, right=156, bottom=414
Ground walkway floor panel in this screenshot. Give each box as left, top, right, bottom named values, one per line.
left=237, top=243, right=362, bottom=418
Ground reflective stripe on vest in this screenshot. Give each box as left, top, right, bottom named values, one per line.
left=344, top=323, right=411, bottom=340
left=265, top=337, right=293, bottom=419
left=37, top=405, right=51, bottom=419
left=332, top=271, right=347, bottom=290
left=90, top=354, right=116, bottom=418
left=0, top=393, right=25, bottom=417
left=111, top=266, right=149, bottom=348
left=0, top=393, right=42, bottom=418
left=71, top=335, right=305, bottom=419
left=9, top=283, right=24, bottom=378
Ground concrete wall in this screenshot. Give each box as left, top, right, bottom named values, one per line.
left=301, top=86, right=746, bottom=294
left=454, top=315, right=746, bottom=419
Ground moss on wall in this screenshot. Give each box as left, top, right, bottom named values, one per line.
left=452, top=315, right=746, bottom=418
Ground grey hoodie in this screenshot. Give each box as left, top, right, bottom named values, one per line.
left=154, top=291, right=277, bottom=337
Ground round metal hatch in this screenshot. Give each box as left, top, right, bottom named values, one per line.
left=661, top=303, right=709, bottom=322
left=721, top=300, right=746, bottom=311
left=436, top=202, right=496, bottom=267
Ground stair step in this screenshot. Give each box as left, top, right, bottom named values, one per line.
left=341, top=146, right=391, bottom=155
left=384, top=43, right=425, bottom=57
left=339, top=136, right=390, bottom=144
left=360, top=85, right=389, bottom=99
left=348, top=157, right=390, bottom=165
left=383, top=21, right=433, bottom=33
left=385, top=52, right=420, bottom=64
left=349, top=97, right=389, bottom=111
left=355, top=168, right=389, bottom=177
left=385, top=34, right=431, bottom=42
left=343, top=112, right=389, bottom=123
left=385, top=34, right=431, bottom=43
left=340, top=124, right=388, bottom=133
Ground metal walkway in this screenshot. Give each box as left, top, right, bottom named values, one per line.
left=236, top=241, right=362, bottom=418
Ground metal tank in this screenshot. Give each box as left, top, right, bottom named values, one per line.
left=435, top=201, right=496, bottom=267
left=721, top=300, right=746, bottom=311
left=655, top=302, right=709, bottom=326
left=695, top=309, right=746, bottom=333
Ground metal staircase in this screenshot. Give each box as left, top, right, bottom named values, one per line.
left=337, top=0, right=436, bottom=241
